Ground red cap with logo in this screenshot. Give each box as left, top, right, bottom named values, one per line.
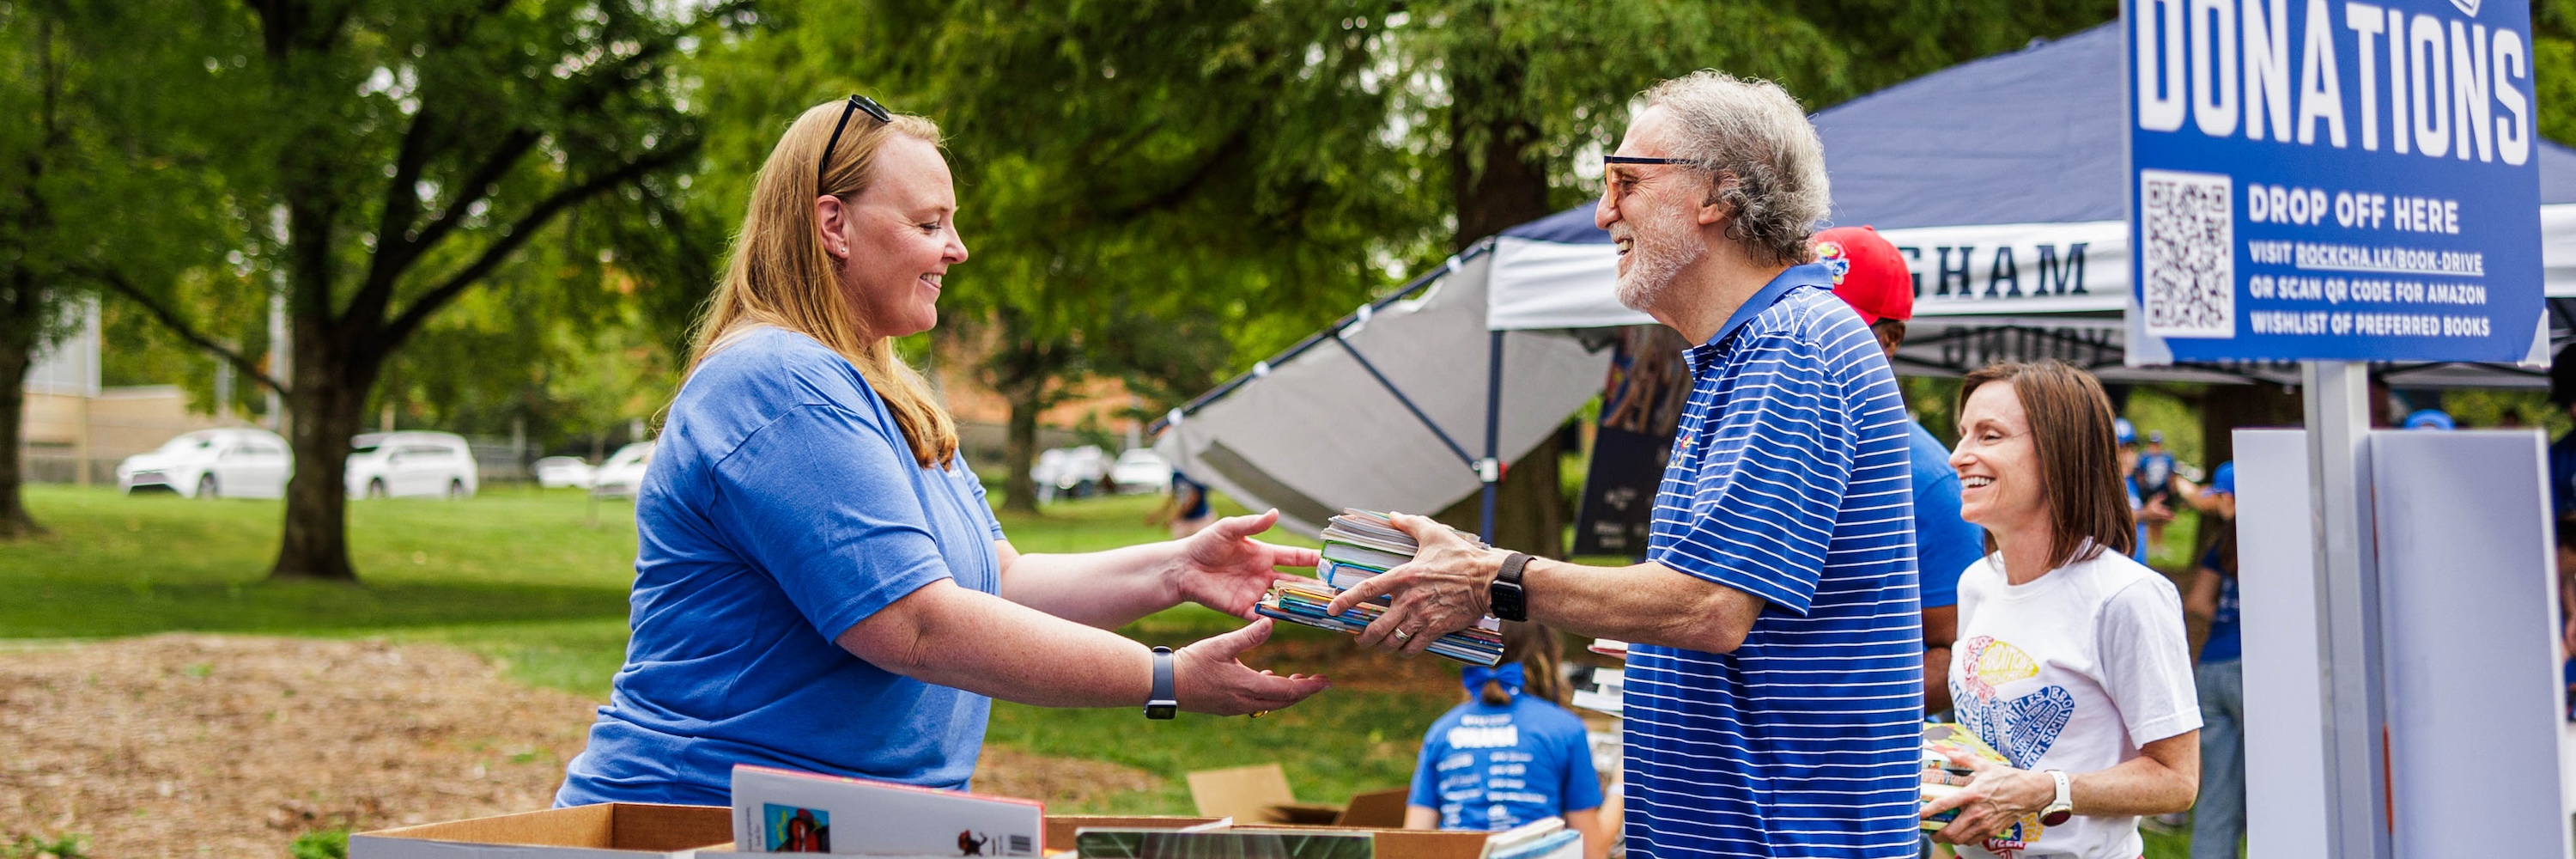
left=1811, top=225, right=1912, bottom=324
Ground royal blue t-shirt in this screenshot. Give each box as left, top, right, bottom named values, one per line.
left=1408, top=694, right=1605, bottom=831
left=556, top=326, right=1006, bottom=807
left=1905, top=420, right=1984, bottom=611
left=2199, top=545, right=2241, bottom=664
left=2549, top=434, right=2576, bottom=518
left=1627, top=265, right=1923, bottom=859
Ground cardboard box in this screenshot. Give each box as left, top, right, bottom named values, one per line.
left=1051, top=816, right=1491, bottom=859
left=1183, top=765, right=1409, bottom=827
left=350, top=803, right=733, bottom=859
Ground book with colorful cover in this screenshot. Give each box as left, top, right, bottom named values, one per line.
left=1255, top=581, right=1502, bottom=665
left=1917, top=722, right=2013, bottom=833
left=732, top=764, right=1044, bottom=855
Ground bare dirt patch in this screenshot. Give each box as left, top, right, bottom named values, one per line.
left=0, top=634, right=1157, bottom=857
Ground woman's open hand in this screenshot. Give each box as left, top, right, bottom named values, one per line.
left=1174, top=509, right=1320, bottom=618
left=1173, top=618, right=1331, bottom=716
left=1921, top=747, right=2056, bottom=846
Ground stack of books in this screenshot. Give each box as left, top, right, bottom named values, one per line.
left=1917, top=722, right=2011, bottom=832
left=1254, top=509, right=1504, bottom=666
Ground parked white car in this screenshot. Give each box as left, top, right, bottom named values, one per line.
left=589, top=442, right=653, bottom=498
left=345, top=431, right=479, bottom=499
left=1108, top=448, right=1173, bottom=494
left=116, top=428, right=294, bottom=499
left=1030, top=445, right=1108, bottom=503
left=532, top=455, right=596, bottom=489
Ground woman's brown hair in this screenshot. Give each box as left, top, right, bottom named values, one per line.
left=1483, top=622, right=1567, bottom=706
left=683, top=101, right=959, bottom=468
left=1958, top=360, right=2136, bottom=568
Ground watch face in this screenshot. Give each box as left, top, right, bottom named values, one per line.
left=1145, top=704, right=1177, bottom=720
left=2040, top=809, right=2071, bottom=826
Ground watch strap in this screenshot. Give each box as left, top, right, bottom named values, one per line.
left=1145, top=646, right=1177, bottom=719
left=2040, top=769, right=2073, bottom=825
left=1492, top=552, right=1532, bottom=622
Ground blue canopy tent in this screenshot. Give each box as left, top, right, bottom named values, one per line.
left=1153, top=22, right=2576, bottom=538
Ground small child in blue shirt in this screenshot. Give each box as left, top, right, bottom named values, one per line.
left=1406, top=623, right=1606, bottom=859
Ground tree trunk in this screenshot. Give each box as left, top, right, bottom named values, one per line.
left=1002, top=385, right=1042, bottom=515
left=2198, top=382, right=2303, bottom=472
left=1437, top=30, right=1562, bottom=554
left=269, top=321, right=377, bottom=581
left=0, top=288, right=42, bottom=539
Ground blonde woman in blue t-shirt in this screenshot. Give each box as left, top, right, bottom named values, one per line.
left=557, top=97, right=1327, bottom=807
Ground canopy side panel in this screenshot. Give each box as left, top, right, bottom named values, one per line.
left=1157, top=254, right=1611, bottom=536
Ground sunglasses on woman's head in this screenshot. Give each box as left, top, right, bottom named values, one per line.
left=817, top=94, right=893, bottom=190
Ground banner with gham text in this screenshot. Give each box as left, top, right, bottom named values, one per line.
left=2126, top=0, right=2543, bottom=364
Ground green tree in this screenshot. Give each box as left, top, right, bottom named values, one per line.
left=88, top=0, right=739, bottom=580
left=1, top=0, right=240, bottom=538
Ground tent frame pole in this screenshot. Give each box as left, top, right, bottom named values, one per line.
left=1479, top=331, right=1504, bottom=542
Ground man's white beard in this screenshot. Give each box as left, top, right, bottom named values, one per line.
left=1613, top=210, right=1705, bottom=314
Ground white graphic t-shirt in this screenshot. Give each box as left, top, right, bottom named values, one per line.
left=1948, top=549, right=2201, bottom=858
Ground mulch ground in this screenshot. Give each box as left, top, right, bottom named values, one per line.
left=0, top=634, right=1160, bottom=858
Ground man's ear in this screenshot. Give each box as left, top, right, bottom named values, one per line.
left=1695, top=174, right=1732, bottom=226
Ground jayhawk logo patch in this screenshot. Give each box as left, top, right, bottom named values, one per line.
left=1814, top=240, right=1852, bottom=285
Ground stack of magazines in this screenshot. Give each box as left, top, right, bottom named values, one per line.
left=1255, top=509, right=1504, bottom=666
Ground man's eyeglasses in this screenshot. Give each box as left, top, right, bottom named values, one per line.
left=817, top=94, right=893, bottom=191
left=1602, top=155, right=1699, bottom=197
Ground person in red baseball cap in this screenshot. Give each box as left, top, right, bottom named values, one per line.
left=1811, top=225, right=1983, bottom=719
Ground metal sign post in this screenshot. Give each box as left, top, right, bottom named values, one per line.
left=2300, top=361, right=2390, bottom=859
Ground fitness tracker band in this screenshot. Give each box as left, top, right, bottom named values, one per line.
left=1145, top=646, right=1177, bottom=720
left=2039, top=769, right=2073, bottom=825
left=1491, top=551, right=1531, bottom=622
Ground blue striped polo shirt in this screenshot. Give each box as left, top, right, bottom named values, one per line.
left=1624, top=263, right=1924, bottom=859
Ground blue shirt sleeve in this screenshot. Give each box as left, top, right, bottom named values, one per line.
left=1913, top=471, right=1984, bottom=610
left=1649, top=332, right=1855, bottom=617
left=1408, top=722, right=1447, bottom=808
left=709, top=403, right=958, bottom=643
left=1558, top=716, right=1604, bottom=813
left=957, top=451, right=1007, bottom=541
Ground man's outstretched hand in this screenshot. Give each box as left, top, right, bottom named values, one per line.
left=1325, top=511, right=1504, bottom=656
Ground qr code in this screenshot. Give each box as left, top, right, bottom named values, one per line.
left=2139, top=168, right=2234, bottom=338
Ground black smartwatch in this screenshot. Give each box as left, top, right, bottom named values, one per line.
left=1490, top=551, right=1531, bottom=622
left=1145, top=646, right=1177, bottom=720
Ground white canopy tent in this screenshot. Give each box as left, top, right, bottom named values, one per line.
left=1154, top=22, right=2576, bottom=538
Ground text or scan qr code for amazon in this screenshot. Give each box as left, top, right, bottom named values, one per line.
left=2140, top=169, right=2235, bottom=338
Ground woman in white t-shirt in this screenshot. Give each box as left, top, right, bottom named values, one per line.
left=1921, top=360, right=2201, bottom=858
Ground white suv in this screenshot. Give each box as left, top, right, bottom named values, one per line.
left=344, top=431, right=479, bottom=499
left=116, top=428, right=294, bottom=499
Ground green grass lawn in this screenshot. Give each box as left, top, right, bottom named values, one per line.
left=0, top=484, right=1432, bottom=812
left=0, top=484, right=2202, bottom=855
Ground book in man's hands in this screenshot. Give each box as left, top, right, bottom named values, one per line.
left=1260, top=510, right=1504, bottom=665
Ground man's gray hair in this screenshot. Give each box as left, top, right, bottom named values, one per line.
left=1642, top=71, right=1830, bottom=267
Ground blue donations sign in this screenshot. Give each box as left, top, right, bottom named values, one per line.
left=2127, top=0, right=2543, bottom=363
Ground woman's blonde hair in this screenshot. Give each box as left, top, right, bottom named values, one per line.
left=684, top=100, right=958, bottom=468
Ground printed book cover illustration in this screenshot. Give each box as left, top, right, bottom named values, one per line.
left=733, top=765, right=1043, bottom=856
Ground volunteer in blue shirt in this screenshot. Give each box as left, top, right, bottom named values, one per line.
left=556, top=97, right=1328, bottom=807
left=1336, top=71, right=1923, bottom=858
left=1814, top=225, right=1987, bottom=716
left=2114, top=420, right=2153, bottom=564
left=1405, top=624, right=1607, bottom=859
left=2185, top=523, right=2244, bottom=859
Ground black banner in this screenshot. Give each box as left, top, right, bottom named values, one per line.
left=1573, top=326, right=1692, bottom=557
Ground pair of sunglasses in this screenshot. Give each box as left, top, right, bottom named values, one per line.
left=817, top=94, right=893, bottom=190
left=1603, top=155, right=1696, bottom=166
